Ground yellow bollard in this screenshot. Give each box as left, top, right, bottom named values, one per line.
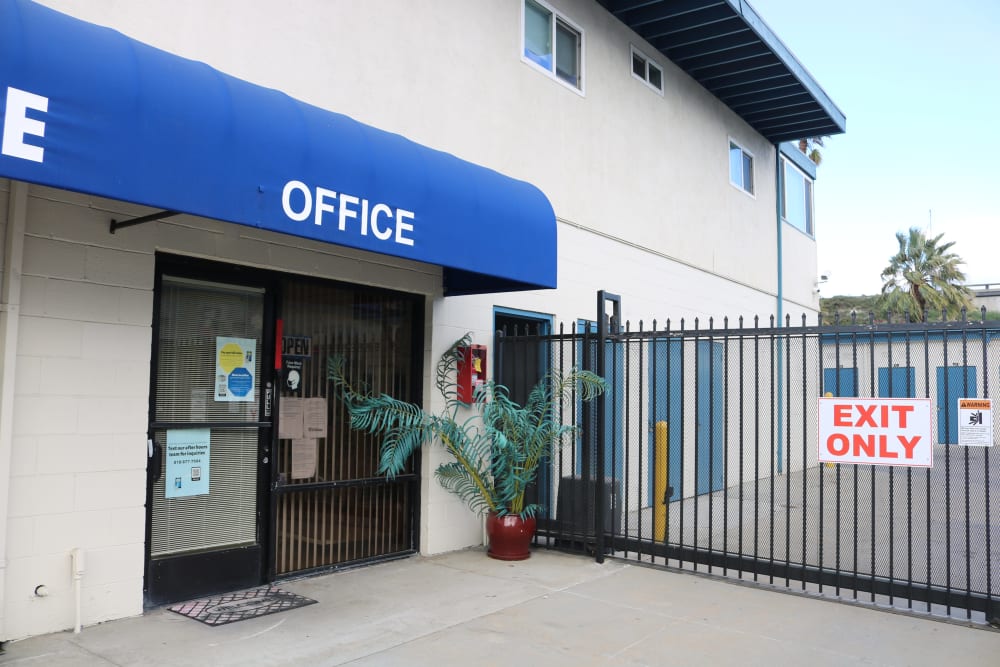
left=654, top=421, right=668, bottom=541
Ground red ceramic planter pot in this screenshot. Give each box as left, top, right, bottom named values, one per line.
left=486, top=512, right=537, bottom=561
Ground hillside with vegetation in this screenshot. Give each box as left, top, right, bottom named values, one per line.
left=821, top=294, right=1000, bottom=324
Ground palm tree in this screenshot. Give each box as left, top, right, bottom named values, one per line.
left=880, top=227, right=973, bottom=319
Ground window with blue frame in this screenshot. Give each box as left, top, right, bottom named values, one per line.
left=781, top=157, right=814, bottom=235
left=729, top=139, right=754, bottom=195
left=523, top=0, right=582, bottom=90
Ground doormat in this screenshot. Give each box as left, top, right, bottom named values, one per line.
left=168, top=585, right=317, bottom=626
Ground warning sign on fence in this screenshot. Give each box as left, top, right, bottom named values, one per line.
left=818, top=397, right=933, bottom=468
left=957, top=398, right=993, bottom=447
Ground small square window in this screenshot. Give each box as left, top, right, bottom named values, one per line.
left=629, top=46, right=663, bottom=93
left=523, top=1, right=583, bottom=91
left=632, top=52, right=645, bottom=78
left=647, top=63, right=662, bottom=90
left=729, top=140, right=754, bottom=195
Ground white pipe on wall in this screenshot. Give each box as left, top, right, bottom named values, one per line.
left=71, top=548, right=85, bottom=634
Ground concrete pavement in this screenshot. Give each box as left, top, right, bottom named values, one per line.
left=1, top=548, right=997, bottom=666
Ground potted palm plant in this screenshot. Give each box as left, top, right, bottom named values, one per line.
left=327, top=333, right=605, bottom=560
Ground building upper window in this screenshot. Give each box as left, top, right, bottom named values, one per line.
left=729, top=140, right=754, bottom=195
left=782, top=157, right=815, bottom=235
left=523, top=0, right=583, bottom=91
left=630, top=46, right=663, bottom=93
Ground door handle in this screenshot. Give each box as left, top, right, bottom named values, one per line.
left=148, top=438, right=163, bottom=483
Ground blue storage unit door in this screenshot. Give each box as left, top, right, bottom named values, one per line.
left=823, top=368, right=857, bottom=397
left=936, top=366, right=977, bottom=444
left=648, top=339, right=723, bottom=501
left=878, top=367, right=916, bottom=398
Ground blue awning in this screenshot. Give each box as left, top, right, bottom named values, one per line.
left=0, top=0, right=557, bottom=295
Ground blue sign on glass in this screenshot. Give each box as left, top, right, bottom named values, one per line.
left=228, top=367, right=253, bottom=397
left=165, top=428, right=211, bottom=498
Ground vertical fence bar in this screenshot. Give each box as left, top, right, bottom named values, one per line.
left=636, top=322, right=644, bottom=559
left=662, top=319, right=671, bottom=566
left=923, top=317, right=932, bottom=613
left=694, top=318, right=701, bottom=567
left=769, top=317, right=776, bottom=584
left=943, top=322, right=952, bottom=615
left=738, top=317, right=745, bottom=579
left=905, top=325, right=913, bottom=609
left=801, top=315, right=809, bottom=591
left=832, top=321, right=841, bottom=596
left=595, top=291, right=620, bottom=564
left=623, top=321, right=631, bottom=560
left=708, top=318, right=715, bottom=574
left=868, top=315, right=876, bottom=603
left=679, top=318, right=686, bottom=570
left=723, top=317, right=731, bottom=577
left=887, top=328, right=895, bottom=607
left=982, top=312, right=994, bottom=621
left=851, top=317, right=859, bottom=601
left=753, top=316, right=760, bottom=582
left=962, top=313, right=971, bottom=619
left=784, top=316, right=792, bottom=587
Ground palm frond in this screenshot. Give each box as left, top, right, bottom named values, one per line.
left=435, top=461, right=497, bottom=515
left=329, top=333, right=605, bottom=519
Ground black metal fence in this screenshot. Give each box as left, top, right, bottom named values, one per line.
left=496, top=302, right=1000, bottom=624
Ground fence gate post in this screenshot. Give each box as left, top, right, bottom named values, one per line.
left=595, top=290, right=620, bottom=563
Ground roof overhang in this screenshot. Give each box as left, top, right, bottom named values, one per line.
left=0, top=0, right=557, bottom=296
left=599, top=0, right=846, bottom=143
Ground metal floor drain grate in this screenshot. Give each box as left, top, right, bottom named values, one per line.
left=168, top=585, right=317, bottom=626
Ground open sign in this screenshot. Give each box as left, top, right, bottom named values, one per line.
left=818, top=398, right=933, bottom=467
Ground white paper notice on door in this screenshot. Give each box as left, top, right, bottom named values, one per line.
left=304, top=397, right=328, bottom=438
left=278, top=397, right=305, bottom=440
left=291, top=438, right=317, bottom=479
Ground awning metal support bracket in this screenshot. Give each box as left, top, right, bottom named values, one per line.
left=109, top=210, right=180, bottom=234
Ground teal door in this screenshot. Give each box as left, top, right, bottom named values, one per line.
left=823, top=368, right=857, bottom=396
left=695, top=341, right=724, bottom=495
left=648, top=338, right=682, bottom=503
left=936, top=366, right=977, bottom=444
left=649, top=339, right=723, bottom=501
left=878, top=367, right=916, bottom=398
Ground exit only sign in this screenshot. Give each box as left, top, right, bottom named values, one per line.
left=818, top=397, right=933, bottom=468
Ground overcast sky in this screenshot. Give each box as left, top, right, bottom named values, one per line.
left=748, top=0, right=1000, bottom=296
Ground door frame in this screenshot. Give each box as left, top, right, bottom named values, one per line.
left=493, top=307, right=554, bottom=510
left=144, top=254, right=278, bottom=607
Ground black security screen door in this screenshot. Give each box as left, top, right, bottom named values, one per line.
left=272, top=278, right=422, bottom=575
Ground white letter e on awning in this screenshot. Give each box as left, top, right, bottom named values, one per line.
left=2, top=86, right=49, bottom=163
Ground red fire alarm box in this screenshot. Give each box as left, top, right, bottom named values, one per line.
left=457, top=344, right=487, bottom=404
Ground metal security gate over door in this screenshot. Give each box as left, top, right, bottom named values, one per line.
left=272, top=278, right=421, bottom=575
left=146, top=271, right=274, bottom=607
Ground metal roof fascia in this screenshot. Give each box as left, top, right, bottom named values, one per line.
left=727, top=0, right=845, bottom=135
